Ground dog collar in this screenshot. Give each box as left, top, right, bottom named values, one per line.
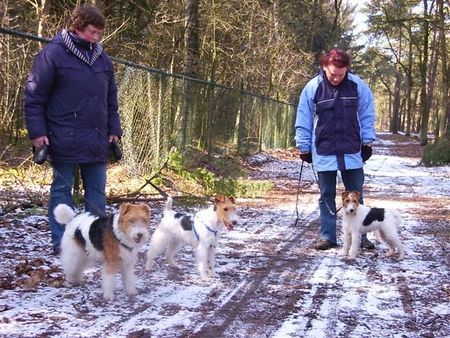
left=109, top=214, right=133, bottom=252
left=119, top=241, right=133, bottom=252
left=205, top=224, right=218, bottom=236
left=192, top=220, right=218, bottom=241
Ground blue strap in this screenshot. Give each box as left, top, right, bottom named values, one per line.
left=205, top=224, right=218, bottom=236
left=192, top=222, right=200, bottom=241
left=192, top=221, right=218, bottom=241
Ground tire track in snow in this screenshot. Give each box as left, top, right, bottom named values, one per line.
left=188, top=214, right=323, bottom=337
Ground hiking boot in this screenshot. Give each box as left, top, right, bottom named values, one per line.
left=314, top=239, right=338, bottom=251
left=360, top=238, right=375, bottom=250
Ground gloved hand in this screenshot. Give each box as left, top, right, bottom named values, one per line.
left=361, top=145, right=373, bottom=162
left=32, top=144, right=48, bottom=165
left=300, top=152, right=312, bottom=163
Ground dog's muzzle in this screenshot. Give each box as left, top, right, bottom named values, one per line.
left=134, top=232, right=145, bottom=243
left=224, top=221, right=237, bottom=231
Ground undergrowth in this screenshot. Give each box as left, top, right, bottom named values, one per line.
left=0, top=142, right=273, bottom=213
left=422, top=138, right=450, bottom=166
left=158, top=147, right=272, bottom=198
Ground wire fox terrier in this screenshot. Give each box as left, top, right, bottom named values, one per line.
left=54, top=203, right=151, bottom=300
left=341, top=191, right=404, bottom=260
left=145, top=196, right=238, bottom=279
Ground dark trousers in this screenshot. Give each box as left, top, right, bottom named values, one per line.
left=48, top=162, right=107, bottom=250
left=317, top=168, right=367, bottom=244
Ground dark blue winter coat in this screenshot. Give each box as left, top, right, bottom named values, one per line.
left=24, top=29, right=122, bottom=163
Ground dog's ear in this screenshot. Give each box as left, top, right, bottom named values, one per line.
left=227, top=197, right=236, bottom=204
left=119, top=203, right=133, bottom=215
left=342, top=191, right=350, bottom=200
left=213, top=195, right=226, bottom=204
left=353, top=190, right=361, bottom=199
left=139, top=204, right=151, bottom=216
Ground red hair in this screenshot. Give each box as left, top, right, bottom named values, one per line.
left=319, top=48, right=350, bottom=68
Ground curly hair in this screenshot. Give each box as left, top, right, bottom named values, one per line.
left=68, top=5, right=105, bottom=32
left=319, top=48, right=351, bottom=68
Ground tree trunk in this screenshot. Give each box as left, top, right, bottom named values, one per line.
left=332, top=0, right=343, bottom=45
left=37, top=0, right=51, bottom=47
left=437, top=0, right=449, bottom=138
left=308, top=0, right=319, bottom=52
left=391, top=30, right=402, bottom=133
left=419, top=0, right=430, bottom=146
left=180, top=0, right=200, bottom=147
left=183, top=0, right=199, bottom=78
left=392, top=72, right=401, bottom=133
left=405, top=21, right=414, bottom=136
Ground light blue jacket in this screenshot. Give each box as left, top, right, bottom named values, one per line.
left=294, top=71, right=376, bottom=172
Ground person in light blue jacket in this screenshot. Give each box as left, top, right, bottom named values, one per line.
left=295, top=48, right=376, bottom=250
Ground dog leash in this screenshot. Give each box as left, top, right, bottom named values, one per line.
left=311, top=164, right=342, bottom=215
left=293, top=160, right=304, bottom=226
left=293, top=160, right=341, bottom=223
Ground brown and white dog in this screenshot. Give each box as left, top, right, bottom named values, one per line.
left=341, top=191, right=404, bottom=260
left=145, top=196, right=238, bottom=279
left=54, top=203, right=151, bottom=300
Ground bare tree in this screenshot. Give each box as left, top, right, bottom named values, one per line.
left=183, top=0, right=199, bottom=78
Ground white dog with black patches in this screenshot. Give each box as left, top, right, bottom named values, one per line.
left=145, top=196, right=238, bottom=279
left=341, top=191, right=404, bottom=260
left=54, top=203, right=151, bottom=300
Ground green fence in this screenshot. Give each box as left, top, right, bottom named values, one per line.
left=1, top=28, right=296, bottom=176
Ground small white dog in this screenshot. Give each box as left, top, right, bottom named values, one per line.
left=341, top=191, right=404, bottom=260
left=54, top=203, right=151, bottom=300
left=145, top=196, right=238, bottom=279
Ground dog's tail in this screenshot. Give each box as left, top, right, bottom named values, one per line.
left=54, top=204, right=76, bottom=225
left=165, top=196, right=173, bottom=211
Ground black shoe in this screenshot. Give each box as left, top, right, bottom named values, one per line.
left=314, top=239, right=338, bottom=251
left=360, top=238, right=375, bottom=250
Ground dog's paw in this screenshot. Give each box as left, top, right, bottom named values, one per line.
left=199, top=273, right=209, bottom=280
left=126, top=288, right=138, bottom=297
left=103, top=292, right=115, bottom=301
left=339, top=249, right=349, bottom=256
left=385, top=250, right=394, bottom=257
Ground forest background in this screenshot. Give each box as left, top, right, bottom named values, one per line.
left=0, top=0, right=449, bottom=200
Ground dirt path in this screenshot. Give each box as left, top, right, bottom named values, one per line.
left=0, top=133, right=449, bottom=338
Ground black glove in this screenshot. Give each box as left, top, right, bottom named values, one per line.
left=32, top=144, right=48, bottom=165
left=361, top=145, right=372, bottom=162
left=300, top=152, right=312, bottom=163
left=109, top=141, right=122, bottom=163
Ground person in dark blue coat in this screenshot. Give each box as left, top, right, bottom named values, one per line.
left=24, top=5, right=122, bottom=254
left=295, top=48, right=376, bottom=251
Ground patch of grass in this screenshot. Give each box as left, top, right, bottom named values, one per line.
left=164, top=148, right=272, bottom=198
left=422, top=138, right=450, bottom=166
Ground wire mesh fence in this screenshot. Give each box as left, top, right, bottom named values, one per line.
left=1, top=28, right=296, bottom=178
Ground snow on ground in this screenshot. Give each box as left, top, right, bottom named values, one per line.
left=0, top=134, right=449, bottom=337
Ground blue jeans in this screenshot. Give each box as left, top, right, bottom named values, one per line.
left=317, top=168, right=367, bottom=244
left=48, top=162, right=107, bottom=250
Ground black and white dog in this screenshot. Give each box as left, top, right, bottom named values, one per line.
left=341, top=191, right=404, bottom=260
left=145, top=196, right=238, bottom=279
